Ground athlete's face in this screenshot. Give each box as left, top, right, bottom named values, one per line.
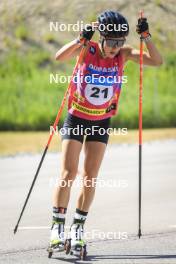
left=101, top=37, right=126, bottom=58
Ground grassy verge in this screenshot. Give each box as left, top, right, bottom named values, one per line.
left=0, top=128, right=176, bottom=156
left=0, top=50, right=176, bottom=130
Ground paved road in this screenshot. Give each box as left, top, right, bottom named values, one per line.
left=0, top=140, right=176, bottom=263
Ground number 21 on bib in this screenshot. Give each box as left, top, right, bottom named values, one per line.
left=84, top=84, right=113, bottom=106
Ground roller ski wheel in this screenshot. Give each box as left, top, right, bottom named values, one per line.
left=70, top=241, right=87, bottom=260
left=65, top=239, right=71, bottom=255
left=47, top=240, right=65, bottom=258
left=80, top=244, right=87, bottom=260
left=47, top=247, right=53, bottom=258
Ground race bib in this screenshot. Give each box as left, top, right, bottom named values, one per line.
left=84, top=84, right=113, bottom=106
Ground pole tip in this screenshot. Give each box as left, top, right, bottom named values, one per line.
left=14, top=225, right=18, bottom=234
left=138, top=229, right=142, bottom=239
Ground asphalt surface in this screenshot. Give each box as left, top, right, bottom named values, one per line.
left=0, top=140, right=176, bottom=264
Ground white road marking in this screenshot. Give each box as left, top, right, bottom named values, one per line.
left=17, top=226, right=50, bottom=230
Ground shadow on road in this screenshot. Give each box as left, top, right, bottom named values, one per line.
left=52, top=254, right=176, bottom=263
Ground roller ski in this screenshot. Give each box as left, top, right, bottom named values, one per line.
left=65, top=221, right=87, bottom=260
left=47, top=220, right=65, bottom=258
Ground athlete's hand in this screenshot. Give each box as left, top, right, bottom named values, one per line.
left=136, top=18, right=150, bottom=38
left=79, top=25, right=95, bottom=41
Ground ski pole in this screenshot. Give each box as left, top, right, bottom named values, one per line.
left=138, top=10, right=144, bottom=239
left=14, top=41, right=88, bottom=234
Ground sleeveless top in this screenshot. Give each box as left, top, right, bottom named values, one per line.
left=68, top=41, right=124, bottom=120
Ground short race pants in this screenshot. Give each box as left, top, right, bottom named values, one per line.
left=60, top=113, right=111, bottom=144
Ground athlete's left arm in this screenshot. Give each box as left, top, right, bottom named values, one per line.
left=123, top=17, right=163, bottom=66
left=124, top=40, right=163, bottom=66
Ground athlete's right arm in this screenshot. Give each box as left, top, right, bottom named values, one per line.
left=55, top=39, right=83, bottom=61
left=55, top=25, right=95, bottom=61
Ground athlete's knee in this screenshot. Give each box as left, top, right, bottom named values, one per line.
left=81, top=171, right=97, bottom=188
left=60, top=168, right=77, bottom=187
left=82, top=169, right=98, bottom=180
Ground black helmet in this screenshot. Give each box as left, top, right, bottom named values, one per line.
left=98, top=10, right=129, bottom=38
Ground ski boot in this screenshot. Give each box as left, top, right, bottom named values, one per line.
left=47, top=221, right=65, bottom=258
left=65, top=222, right=87, bottom=260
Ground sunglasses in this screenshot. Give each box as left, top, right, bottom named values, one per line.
left=105, top=38, right=126, bottom=48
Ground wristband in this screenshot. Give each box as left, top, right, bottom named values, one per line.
left=140, top=32, right=152, bottom=42
left=75, top=38, right=85, bottom=46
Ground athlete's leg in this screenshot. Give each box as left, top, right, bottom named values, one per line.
left=53, top=139, right=83, bottom=208
left=76, top=141, right=107, bottom=212
left=49, top=139, right=83, bottom=249
left=69, top=141, right=107, bottom=250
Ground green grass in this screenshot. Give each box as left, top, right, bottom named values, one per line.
left=0, top=49, right=176, bottom=130
left=114, top=57, right=176, bottom=128
left=15, top=24, right=29, bottom=41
